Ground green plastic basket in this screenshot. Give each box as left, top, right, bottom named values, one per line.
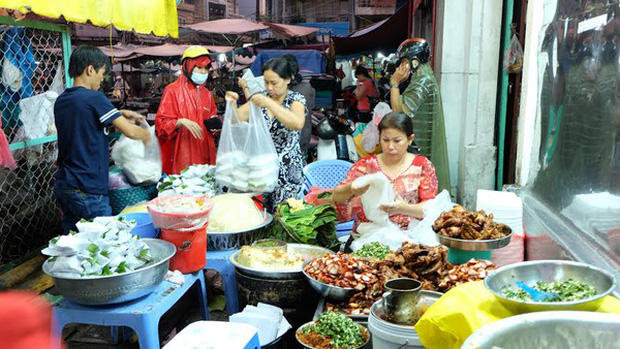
left=109, top=184, right=157, bottom=215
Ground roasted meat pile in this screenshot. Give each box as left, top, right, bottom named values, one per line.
left=433, top=205, right=509, bottom=240
left=304, top=252, right=378, bottom=291
left=438, top=258, right=497, bottom=292
left=326, top=243, right=451, bottom=315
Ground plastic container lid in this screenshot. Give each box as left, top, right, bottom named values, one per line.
left=163, top=321, right=258, bottom=349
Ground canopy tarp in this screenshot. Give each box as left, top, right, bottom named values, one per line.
left=0, top=0, right=178, bottom=37
left=99, top=43, right=234, bottom=61
left=184, top=18, right=269, bottom=35
left=264, top=22, right=318, bottom=38
left=332, top=0, right=420, bottom=56
left=250, top=49, right=324, bottom=76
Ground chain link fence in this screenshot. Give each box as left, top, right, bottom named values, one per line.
left=0, top=25, right=66, bottom=265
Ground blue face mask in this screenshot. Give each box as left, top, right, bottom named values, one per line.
left=191, top=71, right=208, bottom=85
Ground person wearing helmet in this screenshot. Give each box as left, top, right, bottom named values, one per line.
left=388, top=38, right=451, bottom=193
left=155, top=46, right=220, bottom=175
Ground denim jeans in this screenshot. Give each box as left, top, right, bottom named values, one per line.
left=54, top=182, right=112, bottom=233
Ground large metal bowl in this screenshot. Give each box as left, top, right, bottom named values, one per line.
left=302, top=260, right=357, bottom=303
left=296, top=321, right=370, bottom=349
left=207, top=212, right=273, bottom=250
left=43, top=238, right=176, bottom=305
left=461, top=311, right=620, bottom=349
left=435, top=225, right=512, bottom=251
left=484, top=260, right=617, bottom=314
left=230, top=243, right=333, bottom=280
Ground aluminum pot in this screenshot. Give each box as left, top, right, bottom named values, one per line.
left=207, top=212, right=273, bottom=250
left=43, top=238, right=176, bottom=305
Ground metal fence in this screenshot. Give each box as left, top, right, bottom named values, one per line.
left=0, top=20, right=70, bottom=265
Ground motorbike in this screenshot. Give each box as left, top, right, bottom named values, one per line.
left=314, top=102, right=358, bottom=162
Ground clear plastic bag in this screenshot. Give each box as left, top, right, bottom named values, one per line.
left=503, top=33, right=524, bottom=73
left=111, top=126, right=162, bottom=185
left=215, top=100, right=279, bottom=194
left=361, top=102, right=391, bottom=152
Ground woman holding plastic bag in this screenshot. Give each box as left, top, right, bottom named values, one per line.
left=332, top=112, right=438, bottom=240
left=155, top=46, right=220, bottom=175
left=225, top=56, right=306, bottom=213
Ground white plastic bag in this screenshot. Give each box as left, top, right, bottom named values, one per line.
left=242, top=69, right=266, bottom=95
left=111, top=126, right=162, bottom=185
left=215, top=101, right=279, bottom=194
left=350, top=173, right=412, bottom=251
left=361, top=102, right=391, bottom=152
left=406, top=190, right=454, bottom=246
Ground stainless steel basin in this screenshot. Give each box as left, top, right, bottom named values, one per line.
left=462, top=311, right=620, bottom=349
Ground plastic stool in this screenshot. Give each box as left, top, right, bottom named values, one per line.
left=205, top=249, right=240, bottom=315
left=52, top=272, right=209, bottom=349
left=163, top=321, right=260, bottom=349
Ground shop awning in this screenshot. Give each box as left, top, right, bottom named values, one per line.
left=264, top=22, right=319, bottom=38
left=184, top=18, right=269, bottom=35
left=0, top=0, right=179, bottom=38
left=99, top=43, right=234, bottom=61
left=332, top=0, right=420, bottom=57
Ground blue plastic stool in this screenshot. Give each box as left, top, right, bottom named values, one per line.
left=51, top=272, right=209, bottom=349
left=205, top=249, right=240, bottom=315
left=303, top=159, right=352, bottom=190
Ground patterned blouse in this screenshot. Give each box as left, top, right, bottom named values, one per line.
left=260, top=90, right=307, bottom=213
left=335, top=155, right=438, bottom=234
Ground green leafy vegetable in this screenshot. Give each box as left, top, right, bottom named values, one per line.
left=501, top=279, right=597, bottom=302
left=353, top=242, right=391, bottom=259
left=302, top=311, right=365, bottom=347
left=267, top=202, right=339, bottom=250
left=116, top=262, right=128, bottom=274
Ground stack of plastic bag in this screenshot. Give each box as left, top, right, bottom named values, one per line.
left=406, top=190, right=453, bottom=247
left=350, top=173, right=413, bottom=251
left=111, top=126, right=162, bottom=185
left=41, top=217, right=152, bottom=278
left=476, top=189, right=524, bottom=267
left=215, top=101, right=279, bottom=194
left=230, top=303, right=292, bottom=346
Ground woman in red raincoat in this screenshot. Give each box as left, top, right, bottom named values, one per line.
left=155, top=46, right=219, bottom=175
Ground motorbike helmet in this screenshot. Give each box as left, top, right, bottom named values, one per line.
left=396, top=38, right=431, bottom=72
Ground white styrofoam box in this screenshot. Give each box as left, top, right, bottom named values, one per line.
left=230, top=312, right=278, bottom=346
left=163, top=321, right=257, bottom=349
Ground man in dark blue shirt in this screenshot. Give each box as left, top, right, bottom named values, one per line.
left=54, top=45, right=151, bottom=233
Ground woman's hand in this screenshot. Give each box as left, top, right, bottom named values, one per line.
left=379, top=198, right=408, bottom=215
left=177, top=118, right=203, bottom=140
left=238, top=78, right=248, bottom=90
left=250, top=94, right=271, bottom=108
left=390, top=62, right=411, bottom=85
left=225, top=91, right=239, bottom=102
left=350, top=183, right=370, bottom=197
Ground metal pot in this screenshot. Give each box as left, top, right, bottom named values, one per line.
left=207, top=212, right=273, bottom=250
left=43, top=239, right=176, bottom=305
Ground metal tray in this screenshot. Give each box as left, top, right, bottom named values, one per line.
left=206, top=212, right=273, bottom=250
left=229, top=243, right=333, bottom=280
left=436, top=229, right=512, bottom=251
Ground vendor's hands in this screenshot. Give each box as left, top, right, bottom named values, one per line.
left=225, top=91, right=239, bottom=102
left=177, top=118, right=203, bottom=140
left=379, top=198, right=408, bottom=215
left=350, top=183, right=370, bottom=197
left=390, top=61, right=411, bottom=85
left=121, top=109, right=148, bottom=126
left=238, top=77, right=248, bottom=90
left=250, top=94, right=271, bottom=108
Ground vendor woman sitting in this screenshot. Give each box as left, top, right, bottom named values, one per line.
left=332, top=111, right=438, bottom=238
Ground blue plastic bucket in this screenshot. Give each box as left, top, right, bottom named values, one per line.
left=118, top=212, right=158, bottom=238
